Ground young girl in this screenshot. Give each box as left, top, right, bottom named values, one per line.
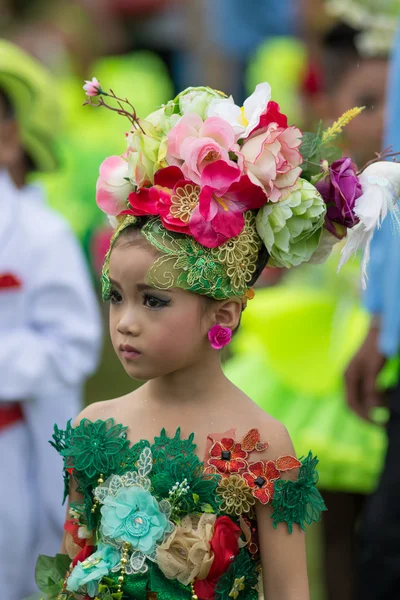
left=35, top=81, right=400, bottom=600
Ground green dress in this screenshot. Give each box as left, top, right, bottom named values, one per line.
left=33, top=419, right=325, bottom=600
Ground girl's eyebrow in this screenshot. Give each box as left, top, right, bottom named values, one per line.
left=109, top=277, right=122, bottom=287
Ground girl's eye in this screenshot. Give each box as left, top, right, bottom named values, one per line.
left=110, top=290, right=122, bottom=305
left=143, top=293, right=170, bottom=309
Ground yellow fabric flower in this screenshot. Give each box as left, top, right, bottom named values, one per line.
left=216, top=475, right=255, bottom=516
left=156, top=514, right=216, bottom=586
left=229, top=575, right=246, bottom=599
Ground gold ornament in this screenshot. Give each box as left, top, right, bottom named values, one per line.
left=91, top=473, right=104, bottom=513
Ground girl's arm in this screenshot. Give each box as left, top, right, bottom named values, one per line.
left=256, top=502, right=309, bottom=599
left=256, top=423, right=310, bottom=600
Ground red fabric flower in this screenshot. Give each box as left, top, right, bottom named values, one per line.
left=127, top=165, right=194, bottom=234
left=207, top=429, right=269, bottom=475
left=193, top=516, right=241, bottom=600
left=72, top=544, right=95, bottom=568
left=252, top=100, right=288, bottom=135
left=64, top=519, right=85, bottom=548
left=208, top=437, right=248, bottom=475
left=243, top=456, right=301, bottom=504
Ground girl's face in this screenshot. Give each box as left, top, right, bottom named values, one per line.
left=108, top=240, right=213, bottom=381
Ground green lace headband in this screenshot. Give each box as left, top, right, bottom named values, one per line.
left=102, top=212, right=262, bottom=301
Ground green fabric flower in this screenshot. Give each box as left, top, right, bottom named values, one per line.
left=101, top=486, right=171, bottom=554
left=256, top=178, right=326, bottom=268
left=62, top=418, right=129, bottom=481
left=67, top=543, right=121, bottom=597
left=271, top=452, right=327, bottom=533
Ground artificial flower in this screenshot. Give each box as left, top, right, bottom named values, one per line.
left=100, top=486, right=171, bottom=554
left=128, top=166, right=196, bottom=233
left=63, top=419, right=129, bottom=480
left=96, top=156, right=133, bottom=216
left=167, top=112, right=237, bottom=184
left=127, top=119, right=168, bottom=187
left=67, top=543, right=120, bottom=597
left=243, top=456, right=301, bottom=504
left=208, top=435, right=248, bottom=475
left=256, top=178, right=327, bottom=268
left=206, top=82, right=271, bottom=139
left=83, top=77, right=101, bottom=97
left=156, top=513, right=216, bottom=585
left=175, top=86, right=226, bottom=119
left=316, top=157, right=362, bottom=237
left=216, top=475, right=255, bottom=516
left=240, top=122, right=303, bottom=202
left=193, top=516, right=241, bottom=600
left=208, top=325, right=232, bottom=350
left=189, top=160, right=267, bottom=248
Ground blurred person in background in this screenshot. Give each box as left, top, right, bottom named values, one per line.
left=0, top=40, right=101, bottom=599
left=344, top=21, right=400, bottom=600
left=309, top=21, right=389, bottom=600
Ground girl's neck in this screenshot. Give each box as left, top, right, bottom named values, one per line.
left=144, top=351, right=229, bottom=407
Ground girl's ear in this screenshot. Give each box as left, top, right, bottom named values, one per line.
left=214, top=298, right=242, bottom=330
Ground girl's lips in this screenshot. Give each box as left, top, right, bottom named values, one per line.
left=119, top=344, right=141, bottom=360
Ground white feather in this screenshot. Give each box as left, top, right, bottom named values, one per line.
left=338, top=161, right=400, bottom=288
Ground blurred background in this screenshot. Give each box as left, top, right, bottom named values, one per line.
left=1, top=0, right=400, bottom=598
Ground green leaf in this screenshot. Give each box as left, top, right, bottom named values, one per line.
left=201, top=503, right=215, bottom=513
left=192, top=493, right=200, bottom=504
left=111, top=593, right=124, bottom=600
left=35, top=556, right=64, bottom=594
left=54, top=554, right=71, bottom=578
left=300, top=131, right=321, bottom=162
left=319, top=145, right=342, bottom=164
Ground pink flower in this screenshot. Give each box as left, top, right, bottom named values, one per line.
left=241, top=123, right=303, bottom=202
left=189, top=160, right=267, bottom=248
left=208, top=325, right=232, bottom=350
left=167, top=113, right=237, bottom=184
left=128, top=166, right=195, bottom=234
left=83, top=77, right=101, bottom=97
left=96, top=156, right=133, bottom=216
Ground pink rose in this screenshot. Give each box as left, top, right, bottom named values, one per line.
left=208, top=325, right=232, bottom=350
left=167, top=113, right=237, bottom=184
left=83, top=77, right=101, bottom=97
left=241, top=123, right=303, bottom=202
left=96, top=156, right=133, bottom=216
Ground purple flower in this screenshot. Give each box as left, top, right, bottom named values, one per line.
left=316, top=157, right=362, bottom=238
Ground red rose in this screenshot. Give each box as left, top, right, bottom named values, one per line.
left=194, top=516, right=241, bottom=600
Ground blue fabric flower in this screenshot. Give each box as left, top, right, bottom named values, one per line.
left=101, top=486, right=170, bottom=554
left=67, top=543, right=120, bottom=597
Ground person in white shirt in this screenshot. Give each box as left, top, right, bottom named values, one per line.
left=0, top=41, right=102, bottom=599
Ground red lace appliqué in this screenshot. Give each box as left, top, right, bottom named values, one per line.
left=207, top=428, right=268, bottom=475
left=243, top=456, right=301, bottom=504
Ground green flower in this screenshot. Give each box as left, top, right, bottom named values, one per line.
left=67, top=543, right=120, bottom=597
left=215, top=549, right=259, bottom=600
left=101, top=486, right=172, bottom=554
left=256, top=178, right=326, bottom=268
left=63, top=419, right=129, bottom=480
left=174, top=86, right=226, bottom=119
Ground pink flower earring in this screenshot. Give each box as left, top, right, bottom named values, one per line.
left=208, top=324, right=232, bottom=350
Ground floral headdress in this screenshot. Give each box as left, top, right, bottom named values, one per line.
left=84, top=78, right=400, bottom=298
